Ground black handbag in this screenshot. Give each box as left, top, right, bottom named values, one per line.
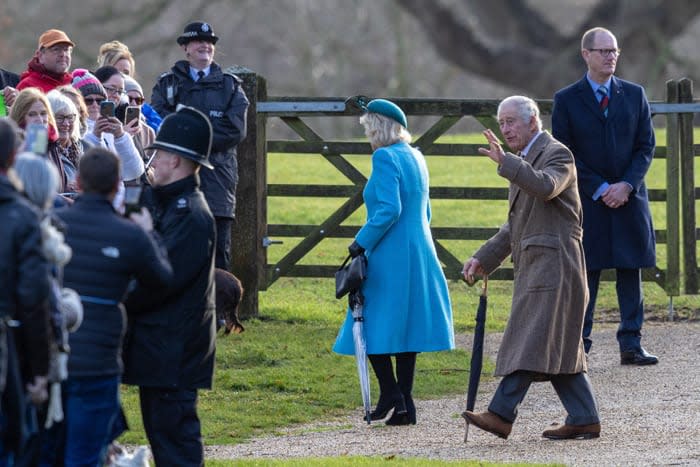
left=335, top=254, right=367, bottom=299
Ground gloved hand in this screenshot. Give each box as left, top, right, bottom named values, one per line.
left=348, top=240, right=365, bottom=258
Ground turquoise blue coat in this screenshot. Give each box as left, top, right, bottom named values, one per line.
left=333, top=142, right=454, bottom=355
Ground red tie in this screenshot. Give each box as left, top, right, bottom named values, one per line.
left=597, top=87, right=609, bottom=117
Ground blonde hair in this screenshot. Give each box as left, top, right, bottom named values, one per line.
left=360, top=112, right=411, bottom=149
left=97, top=40, right=136, bottom=76
left=10, top=88, right=56, bottom=132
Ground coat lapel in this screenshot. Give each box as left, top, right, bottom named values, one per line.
left=575, top=75, right=606, bottom=123
left=508, top=132, right=550, bottom=209
left=524, top=131, right=550, bottom=167
left=606, top=76, right=624, bottom=121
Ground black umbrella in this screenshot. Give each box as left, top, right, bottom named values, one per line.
left=461, top=276, right=488, bottom=442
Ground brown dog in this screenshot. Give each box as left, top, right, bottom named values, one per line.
left=215, top=268, right=245, bottom=335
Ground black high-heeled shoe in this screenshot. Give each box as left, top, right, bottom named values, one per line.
left=386, top=394, right=415, bottom=426
left=403, top=394, right=417, bottom=425
left=364, top=393, right=406, bottom=421
left=385, top=409, right=411, bottom=426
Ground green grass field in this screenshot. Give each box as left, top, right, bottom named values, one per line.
left=117, top=128, right=699, bottom=465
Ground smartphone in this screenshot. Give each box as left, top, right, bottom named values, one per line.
left=124, top=106, right=141, bottom=125
left=0, top=94, right=6, bottom=117
left=123, top=185, right=142, bottom=217
left=24, top=123, right=49, bottom=155
left=100, top=100, right=115, bottom=119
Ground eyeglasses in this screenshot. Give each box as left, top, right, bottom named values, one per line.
left=104, top=85, right=126, bottom=96
left=128, top=96, right=145, bottom=105
left=84, top=97, right=105, bottom=105
left=55, top=114, right=76, bottom=124
left=588, top=48, right=621, bottom=57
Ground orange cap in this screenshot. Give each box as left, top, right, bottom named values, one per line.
left=38, top=29, right=75, bottom=49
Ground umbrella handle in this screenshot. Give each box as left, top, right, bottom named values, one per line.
left=481, top=276, right=488, bottom=297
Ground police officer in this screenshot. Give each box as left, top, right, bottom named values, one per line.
left=123, top=106, right=217, bottom=466
left=151, top=21, right=249, bottom=271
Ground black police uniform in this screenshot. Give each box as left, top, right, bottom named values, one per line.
left=124, top=173, right=216, bottom=466
left=151, top=60, right=248, bottom=270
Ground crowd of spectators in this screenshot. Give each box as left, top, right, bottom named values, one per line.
left=0, top=21, right=247, bottom=465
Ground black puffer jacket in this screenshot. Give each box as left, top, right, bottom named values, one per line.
left=0, top=175, right=51, bottom=380
left=123, top=174, right=217, bottom=389
left=151, top=60, right=249, bottom=217
left=54, top=194, right=173, bottom=377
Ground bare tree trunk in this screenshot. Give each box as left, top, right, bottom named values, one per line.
left=394, top=0, right=700, bottom=96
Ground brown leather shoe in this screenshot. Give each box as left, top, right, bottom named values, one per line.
left=542, top=422, right=601, bottom=440
left=461, top=411, right=512, bottom=439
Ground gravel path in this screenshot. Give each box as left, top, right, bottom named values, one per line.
left=207, top=321, right=700, bottom=466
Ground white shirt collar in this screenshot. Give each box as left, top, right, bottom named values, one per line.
left=521, top=130, right=544, bottom=157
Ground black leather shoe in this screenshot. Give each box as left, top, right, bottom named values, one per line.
left=620, top=348, right=659, bottom=365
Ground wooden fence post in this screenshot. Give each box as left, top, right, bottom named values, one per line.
left=227, top=66, right=267, bottom=319
left=665, top=79, right=681, bottom=298
left=679, top=78, right=697, bottom=294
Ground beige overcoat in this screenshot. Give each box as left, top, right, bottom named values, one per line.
left=474, top=131, right=588, bottom=377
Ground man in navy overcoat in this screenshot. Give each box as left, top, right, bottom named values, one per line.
left=552, top=26, right=658, bottom=365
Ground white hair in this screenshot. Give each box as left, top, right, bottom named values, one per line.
left=497, top=95, right=543, bottom=131
left=47, top=89, right=81, bottom=141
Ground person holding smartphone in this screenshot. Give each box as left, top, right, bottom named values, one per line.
left=123, top=76, right=154, bottom=164
left=72, top=68, right=143, bottom=198
left=8, top=88, right=74, bottom=194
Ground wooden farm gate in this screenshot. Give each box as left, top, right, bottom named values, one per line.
left=230, top=70, right=699, bottom=318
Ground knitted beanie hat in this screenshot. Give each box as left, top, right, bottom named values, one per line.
left=71, top=68, right=106, bottom=99
left=123, top=75, right=144, bottom=97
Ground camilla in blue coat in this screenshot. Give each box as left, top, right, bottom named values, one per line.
left=333, top=99, right=454, bottom=426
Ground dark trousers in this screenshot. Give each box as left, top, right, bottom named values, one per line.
left=584, top=268, right=644, bottom=353
left=139, top=387, right=203, bottom=467
left=214, top=217, right=233, bottom=271
left=488, top=371, right=600, bottom=426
